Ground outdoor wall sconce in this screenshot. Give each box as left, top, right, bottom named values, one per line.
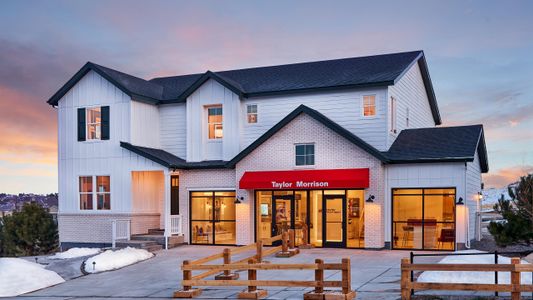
left=457, top=197, right=464, bottom=205
left=478, top=192, right=483, bottom=201
left=234, top=196, right=244, bottom=204
left=366, top=195, right=375, bottom=203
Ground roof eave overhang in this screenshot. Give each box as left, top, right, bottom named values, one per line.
left=387, top=157, right=476, bottom=165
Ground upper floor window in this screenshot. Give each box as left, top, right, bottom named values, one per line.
left=390, top=97, right=397, bottom=133
left=207, top=105, right=223, bottom=139
left=247, top=104, right=258, bottom=124
left=77, top=106, right=109, bottom=141
left=86, top=107, right=101, bottom=140
left=79, top=175, right=111, bottom=210
left=295, top=143, right=315, bottom=166
left=362, top=95, right=376, bottom=117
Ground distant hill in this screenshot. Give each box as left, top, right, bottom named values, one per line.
left=482, top=188, right=510, bottom=206
left=0, top=193, right=58, bottom=212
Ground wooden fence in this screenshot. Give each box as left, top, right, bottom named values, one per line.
left=174, top=231, right=355, bottom=299
left=401, top=257, right=533, bottom=300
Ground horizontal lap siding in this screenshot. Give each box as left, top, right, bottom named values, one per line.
left=466, top=151, right=482, bottom=240
left=241, top=87, right=388, bottom=151
left=159, top=103, right=187, bottom=158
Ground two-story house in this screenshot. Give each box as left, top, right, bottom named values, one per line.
left=47, top=50, right=488, bottom=251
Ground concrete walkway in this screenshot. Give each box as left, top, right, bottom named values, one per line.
left=14, top=246, right=431, bottom=300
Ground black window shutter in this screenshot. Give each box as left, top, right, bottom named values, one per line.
left=101, top=106, right=110, bottom=140
left=77, top=108, right=86, bottom=141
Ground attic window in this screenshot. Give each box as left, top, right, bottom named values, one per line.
left=207, top=105, right=223, bottom=139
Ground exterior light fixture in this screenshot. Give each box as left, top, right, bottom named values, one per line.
left=457, top=197, right=464, bottom=205
left=366, top=195, right=375, bottom=203
left=234, top=196, right=244, bottom=204
left=478, top=192, right=483, bottom=201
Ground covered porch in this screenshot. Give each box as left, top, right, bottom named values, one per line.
left=112, top=169, right=184, bottom=249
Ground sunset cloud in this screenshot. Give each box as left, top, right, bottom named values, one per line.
left=483, top=165, right=533, bottom=188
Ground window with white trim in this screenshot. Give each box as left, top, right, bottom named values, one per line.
left=79, top=175, right=110, bottom=210
left=362, top=95, right=376, bottom=117
left=86, top=107, right=101, bottom=140
left=295, top=144, right=315, bottom=166
left=207, top=105, right=223, bottom=139
left=246, top=104, right=258, bottom=124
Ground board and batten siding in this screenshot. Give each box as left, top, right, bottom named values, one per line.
left=57, top=70, right=165, bottom=214
left=240, top=87, right=389, bottom=151
left=130, top=100, right=160, bottom=148
left=159, top=103, right=187, bottom=158
left=387, top=62, right=436, bottom=147
left=466, top=150, right=482, bottom=240
left=385, top=162, right=468, bottom=245
left=186, top=79, right=240, bottom=161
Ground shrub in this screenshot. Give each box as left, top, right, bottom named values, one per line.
left=1, top=202, right=58, bottom=256
left=488, top=175, right=533, bottom=246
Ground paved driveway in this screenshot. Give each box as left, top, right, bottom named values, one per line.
left=14, top=246, right=426, bottom=300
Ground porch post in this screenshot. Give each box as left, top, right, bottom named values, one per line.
left=163, top=169, right=171, bottom=249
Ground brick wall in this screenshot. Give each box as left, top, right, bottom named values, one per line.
left=236, top=114, right=386, bottom=247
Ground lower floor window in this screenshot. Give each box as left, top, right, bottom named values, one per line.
left=392, top=188, right=455, bottom=250
left=190, top=191, right=236, bottom=245
left=79, top=175, right=111, bottom=210
left=256, top=189, right=365, bottom=248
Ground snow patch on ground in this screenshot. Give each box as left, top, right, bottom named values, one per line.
left=84, top=247, right=153, bottom=273
left=418, top=250, right=532, bottom=284
left=0, top=258, right=65, bottom=297
left=50, top=247, right=101, bottom=259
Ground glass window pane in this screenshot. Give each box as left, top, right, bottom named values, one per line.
left=295, top=155, right=305, bottom=166
left=309, top=190, right=322, bottom=247
left=191, top=197, right=213, bottom=220
left=256, top=191, right=273, bottom=244
left=424, top=189, right=455, bottom=195
left=215, top=197, right=235, bottom=221
left=214, top=191, right=235, bottom=197
left=80, top=193, right=93, bottom=210
left=97, top=194, right=110, bottom=210
left=295, top=145, right=305, bottom=155
left=247, top=113, right=257, bottom=123
left=191, top=221, right=213, bottom=244
left=393, top=189, right=423, bottom=195
left=214, top=222, right=236, bottom=245
left=323, top=190, right=345, bottom=195
left=294, top=191, right=307, bottom=246
left=96, top=176, right=110, bottom=192
left=306, top=144, right=314, bottom=154
left=347, top=190, right=364, bottom=248
left=306, top=154, right=314, bottom=165
left=79, top=176, right=92, bottom=193
left=192, top=191, right=213, bottom=197
left=393, top=195, right=423, bottom=249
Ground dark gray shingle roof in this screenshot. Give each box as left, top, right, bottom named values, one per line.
left=48, top=51, right=440, bottom=124
left=385, top=125, right=488, bottom=172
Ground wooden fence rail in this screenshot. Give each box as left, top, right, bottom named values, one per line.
left=175, top=232, right=354, bottom=299
left=401, top=257, right=533, bottom=300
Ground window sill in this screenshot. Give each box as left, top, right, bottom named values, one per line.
left=81, top=140, right=105, bottom=144
left=206, top=140, right=223, bottom=143
left=293, top=165, right=316, bottom=170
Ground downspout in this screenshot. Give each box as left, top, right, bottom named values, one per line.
left=464, top=162, right=471, bottom=249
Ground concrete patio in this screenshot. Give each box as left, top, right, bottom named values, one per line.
left=13, top=246, right=438, bottom=300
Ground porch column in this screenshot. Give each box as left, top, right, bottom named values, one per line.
left=163, top=169, right=171, bottom=249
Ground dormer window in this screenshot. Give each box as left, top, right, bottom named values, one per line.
left=362, top=95, right=376, bottom=117
left=207, top=105, right=223, bottom=139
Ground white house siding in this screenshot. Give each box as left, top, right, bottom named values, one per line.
left=385, top=162, right=469, bottom=247
left=130, top=100, right=160, bottom=148
left=466, top=150, right=482, bottom=241
left=186, top=79, right=240, bottom=162
left=56, top=71, right=167, bottom=244
left=240, top=87, right=389, bottom=151
left=387, top=62, right=436, bottom=147
left=178, top=169, right=236, bottom=243
left=159, top=103, right=187, bottom=158
left=235, top=113, right=386, bottom=248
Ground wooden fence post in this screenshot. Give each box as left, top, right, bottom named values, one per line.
left=315, top=258, right=324, bottom=294
left=511, top=257, right=521, bottom=300
left=215, top=248, right=239, bottom=280
left=288, top=229, right=295, bottom=249
left=238, top=258, right=267, bottom=299
left=401, top=258, right=411, bottom=300
left=342, top=258, right=351, bottom=295
left=183, top=260, right=191, bottom=291
left=248, top=258, right=257, bottom=292
left=256, top=240, right=263, bottom=263
left=282, top=231, right=289, bottom=252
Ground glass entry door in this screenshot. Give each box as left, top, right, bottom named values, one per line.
left=272, top=196, right=294, bottom=237
left=323, top=195, right=346, bottom=248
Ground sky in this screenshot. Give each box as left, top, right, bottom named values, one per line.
left=0, top=0, right=532, bottom=194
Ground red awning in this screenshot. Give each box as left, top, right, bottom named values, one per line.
left=239, top=168, right=369, bottom=190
